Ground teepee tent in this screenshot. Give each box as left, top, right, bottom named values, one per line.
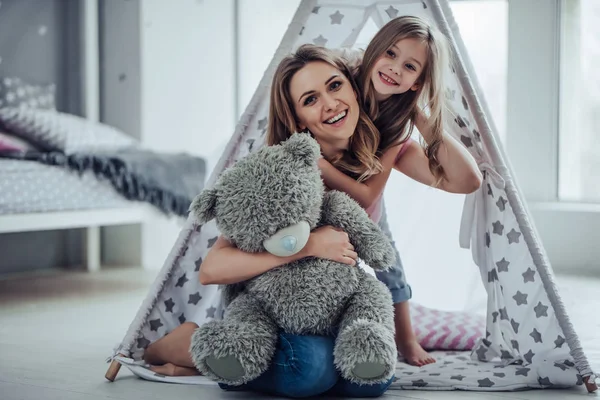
left=105, top=0, right=597, bottom=392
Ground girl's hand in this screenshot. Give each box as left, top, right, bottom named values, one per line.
left=303, top=226, right=358, bottom=266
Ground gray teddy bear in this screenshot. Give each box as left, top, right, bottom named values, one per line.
left=189, top=133, right=398, bottom=386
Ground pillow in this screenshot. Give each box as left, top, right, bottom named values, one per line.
left=0, top=131, right=38, bottom=152
left=0, top=108, right=137, bottom=152
left=0, top=77, right=56, bottom=110
left=410, top=303, right=485, bottom=351
left=0, top=108, right=65, bottom=150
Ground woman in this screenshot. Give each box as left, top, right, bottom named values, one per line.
left=144, top=45, right=398, bottom=398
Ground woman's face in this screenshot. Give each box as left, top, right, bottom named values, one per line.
left=289, top=61, right=359, bottom=150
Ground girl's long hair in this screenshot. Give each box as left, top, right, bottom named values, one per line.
left=358, top=16, right=451, bottom=184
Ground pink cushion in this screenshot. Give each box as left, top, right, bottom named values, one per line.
left=0, top=131, right=37, bottom=152
left=411, top=303, right=485, bottom=350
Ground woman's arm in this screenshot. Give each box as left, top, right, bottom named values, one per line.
left=318, top=144, right=403, bottom=210
left=199, top=226, right=357, bottom=285
left=400, top=110, right=482, bottom=194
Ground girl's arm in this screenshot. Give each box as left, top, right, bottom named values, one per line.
left=199, top=226, right=357, bottom=285
left=318, top=144, right=403, bottom=210
left=400, top=110, right=482, bottom=194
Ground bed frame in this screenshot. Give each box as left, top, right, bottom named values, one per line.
left=0, top=208, right=148, bottom=271
left=0, top=0, right=149, bottom=271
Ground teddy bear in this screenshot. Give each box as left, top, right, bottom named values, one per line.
left=189, top=133, right=397, bottom=386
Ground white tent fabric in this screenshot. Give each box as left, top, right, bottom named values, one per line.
left=107, top=0, right=597, bottom=392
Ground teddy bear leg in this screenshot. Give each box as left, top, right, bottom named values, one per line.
left=190, top=294, right=278, bottom=385
left=333, top=275, right=397, bottom=385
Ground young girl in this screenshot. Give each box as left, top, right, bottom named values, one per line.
left=322, top=15, right=482, bottom=366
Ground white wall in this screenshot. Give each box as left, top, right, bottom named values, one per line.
left=137, top=0, right=236, bottom=268
left=237, top=0, right=301, bottom=115
left=140, top=0, right=235, bottom=170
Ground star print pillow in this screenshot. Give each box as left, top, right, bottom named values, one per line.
left=0, top=77, right=56, bottom=110
left=410, top=303, right=486, bottom=351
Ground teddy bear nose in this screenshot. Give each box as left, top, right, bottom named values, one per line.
left=281, top=236, right=297, bottom=252
left=263, top=221, right=310, bottom=257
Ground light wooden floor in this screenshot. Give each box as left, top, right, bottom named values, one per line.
left=0, top=266, right=598, bottom=399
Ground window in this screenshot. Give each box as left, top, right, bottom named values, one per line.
left=449, top=0, right=508, bottom=144
left=559, top=0, right=600, bottom=202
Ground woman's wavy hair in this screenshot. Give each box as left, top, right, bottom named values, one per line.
left=267, top=44, right=382, bottom=182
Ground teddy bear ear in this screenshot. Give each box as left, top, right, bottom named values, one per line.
left=283, top=133, right=321, bottom=165
left=189, top=187, right=217, bottom=223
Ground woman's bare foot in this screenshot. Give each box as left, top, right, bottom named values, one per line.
left=398, top=340, right=435, bottom=367
left=150, top=363, right=201, bottom=377
left=142, top=322, right=198, bottom=367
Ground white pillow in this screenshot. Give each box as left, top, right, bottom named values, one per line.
left=0, top=108, right=137, bottom=152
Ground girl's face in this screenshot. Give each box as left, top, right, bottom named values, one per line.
left=289, top=61, right=359, bottom=149
left=370, top=38, right=428, bottom=101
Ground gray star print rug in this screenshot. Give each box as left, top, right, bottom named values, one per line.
left=114, top=348, right=582, bottom=391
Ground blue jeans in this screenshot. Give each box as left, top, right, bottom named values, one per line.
left=219, top=333, right=394, bottom=398
left=375, top=199, right=412, bottom=304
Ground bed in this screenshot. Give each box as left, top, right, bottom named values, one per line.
left=0, top=159, right=133, bottom=215
left=0, top=154, right=152, bottom=272
left=0, top=0, right=202, bottom=272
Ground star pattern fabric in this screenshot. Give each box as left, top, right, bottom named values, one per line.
left=175, top=273, right=189, bottom=288
left=164, top=298, right=175, bottom=313
left=522, top=268, right=536, bottom=283
left=534, top=302, right=549, bottom=318
left=496, top=197, right=507, bottom=211
left=313, top=34, right=328, bottom=46
left=149, top=319, right=163, bottom=332
left=492, top=221, right=504, bottom=235
left=496, top=258, right=510, bottom=272
left=329, top=10, right=344, bottom=24
left=116, top=0, right=583, bottom=392
left=385, top=5, right=399, bottom=18
left=387, top=350, right=580, bottom=390
left=507, top=228, right=522, bottom=244
left=513, top=291, right=528, bottom=306
left=461, top=135, right=473, bottom=148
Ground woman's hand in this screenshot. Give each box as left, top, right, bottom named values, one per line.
left=302, top=225, right=358, bottom=266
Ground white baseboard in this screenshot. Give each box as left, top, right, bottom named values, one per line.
left=0, top=207, right=152, bottom=271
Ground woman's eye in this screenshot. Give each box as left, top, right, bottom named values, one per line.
left=303, top=95, right=316, bottom=106
left=386, top=50, right=396, bottom=58
left=329, top=81, right=342, bottom=91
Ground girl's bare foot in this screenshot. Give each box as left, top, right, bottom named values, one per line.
left=150, top=363, right=201, bottom=377
left=398, top=340, right=435, bottom=367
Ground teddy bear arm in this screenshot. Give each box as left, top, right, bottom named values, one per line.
left=221, top=283, right=245, bottom=308
left=337, top=274, right=395, bottom=333
left=321, top=190, right=396, bottom=270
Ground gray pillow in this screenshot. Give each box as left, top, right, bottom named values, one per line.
left=0, top=77, right=56, bottom=110
left=0, top=108, right=137, bottom=152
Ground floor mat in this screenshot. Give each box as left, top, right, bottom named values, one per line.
left=116, top=350, right=582, bottom=391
